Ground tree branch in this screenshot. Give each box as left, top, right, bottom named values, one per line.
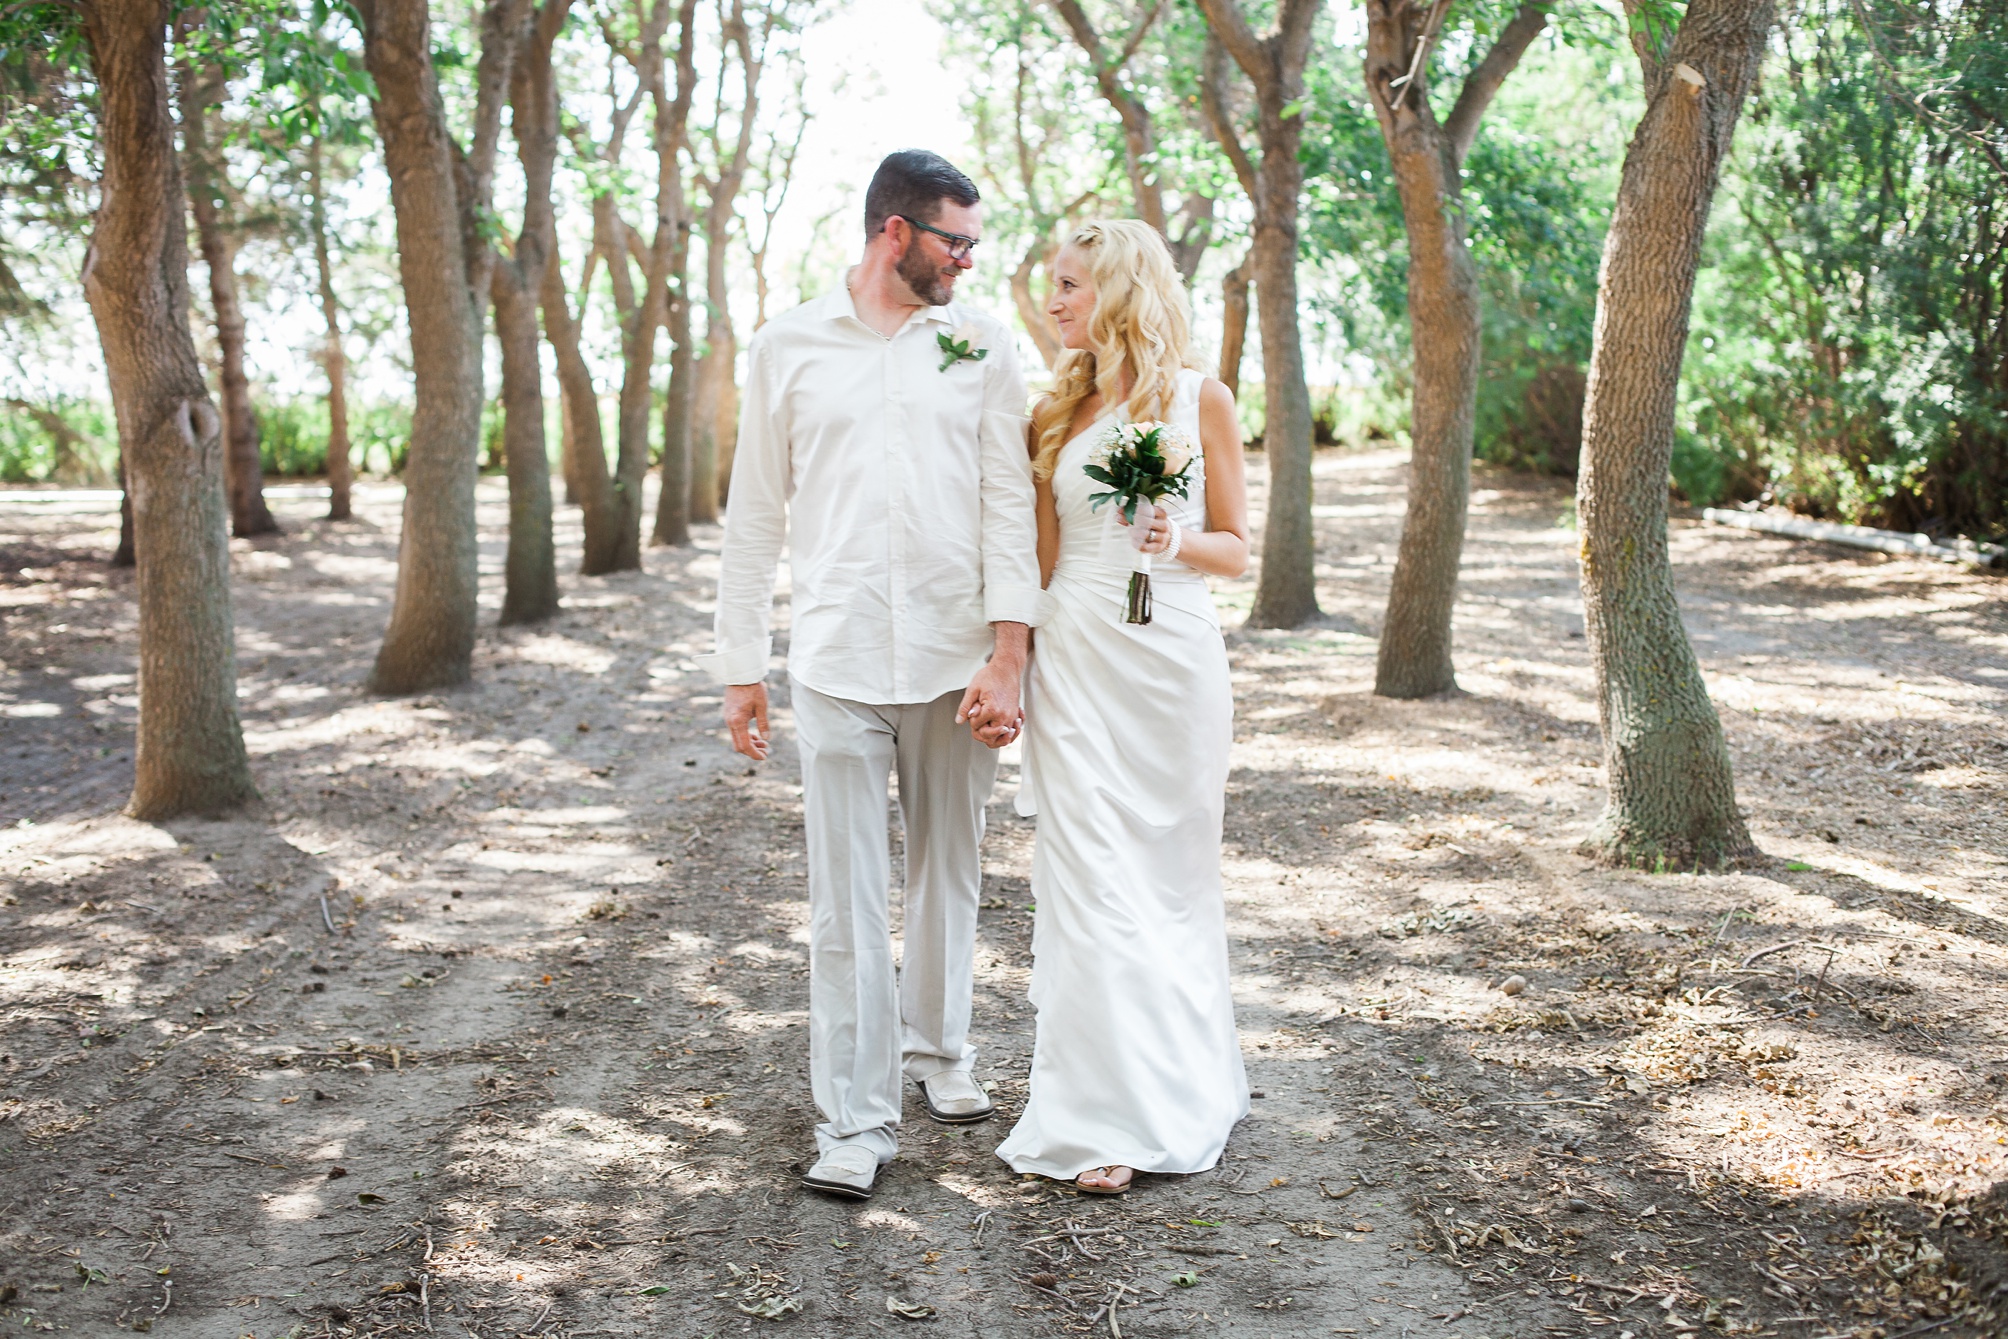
left=1114, top=0, right=1168, bottom=68
left=1046, top=0, right=1167, bottom=232
left=1200, top=32, right=1258, bottom=199
left=1443, top=4, right=1548, bottom=165
left=1194, top=0, right=1265, bottom=83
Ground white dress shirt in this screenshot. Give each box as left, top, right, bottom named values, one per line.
left=694, top=286, right=1045, bottom=704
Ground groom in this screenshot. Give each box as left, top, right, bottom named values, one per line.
left=695, top=149, right=1043, bottom=1199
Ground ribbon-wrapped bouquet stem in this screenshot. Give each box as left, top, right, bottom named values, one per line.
left=1083, top=420, right=1196, bottom=625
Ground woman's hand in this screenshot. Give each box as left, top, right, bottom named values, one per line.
left=1118, top=502, right=1176, bottom=555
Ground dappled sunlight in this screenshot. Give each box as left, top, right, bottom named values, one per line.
left=3, top=452, right=2002, bottom=1336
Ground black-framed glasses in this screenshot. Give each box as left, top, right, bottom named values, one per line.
left=896, top=214, right=980, bottom=260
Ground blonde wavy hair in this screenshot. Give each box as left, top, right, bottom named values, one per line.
left=1029, top=219, right=1196, bottom=481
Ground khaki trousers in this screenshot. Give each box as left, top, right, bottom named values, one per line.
left=791, top=678, right=996, bottom=1162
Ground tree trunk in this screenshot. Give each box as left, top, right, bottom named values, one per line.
left=1196, top=0, right=1322, bottom=628
left=688, top=2, right=759, bottom=526
left=1575, top=0, right=1773, bottom=869
left=491, top=0, right=568, bottom=626
left=606, top=199, right=658, bottom=570
left=1366, top=3, right=1547, bottom=699
left=308, top=134, right=353, bottom=521
left=649, top=0, right=701, bottom=548
left=653, top=264, right=695, bottom=546
left=557, top=389, right=578, bottom=505
left=493, top=265, right=558, bottom=623
left=1245, top=160, right=1317, bottom=627
left=1012, top=237, right=1062, bottom=369
left=542, top=243, right=624, bottom=574
left=178, top=61, right=278, bottom=538
left=691, top=316, right=733, bottom=524
left=1218, top=254, right=1250, bottom=401
left=113, top=448, right=134, bottom=567
left=689, top=212, right=732, bottom=527
left=360, top=0, right=519, bottom=693
left=81, top=0, right=255, bottom=818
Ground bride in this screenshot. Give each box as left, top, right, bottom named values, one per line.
left=993, top=220, right=1250, bottom=1195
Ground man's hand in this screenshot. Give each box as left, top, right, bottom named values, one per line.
left=724, top=682, right=771, bottom=760
left=957, top=622, right=1028, bottom=749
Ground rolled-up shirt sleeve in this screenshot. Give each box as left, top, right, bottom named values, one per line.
left=977, top=332, right=1048, bottom=628
left=694, top=335, right=788, bottom=685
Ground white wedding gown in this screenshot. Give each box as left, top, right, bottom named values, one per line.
left=996, top=368, right=1248, bottom=1180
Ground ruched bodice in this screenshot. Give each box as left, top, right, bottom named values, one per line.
left=1049, top=369, right=1212, bottom=606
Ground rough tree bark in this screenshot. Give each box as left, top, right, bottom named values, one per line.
left=359, top=0, right=526, bottom=693
left=650, top=0, right=702, bottom=548
left=178, top=59, right=278, bottom=538
left=307, top=133, right=352, bottom=521
left=490, top=0, right=569, bottom=626
left=80, top=0, right=255, bottom=818
left=1194, top=6, right=1322, bottom=627
left=542, top=244, right=624, bottom=573
left=1576, top=0, right=1772, bottom=868
left=1366, top=2, right=1548, bottom=698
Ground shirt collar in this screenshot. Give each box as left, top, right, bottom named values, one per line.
left=823, top=281, right=954, bottom=332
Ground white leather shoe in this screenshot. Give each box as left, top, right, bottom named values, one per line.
left=802, top=1145, right=878, bottom=1199
left=917, top=1071, right=994, bottom=1124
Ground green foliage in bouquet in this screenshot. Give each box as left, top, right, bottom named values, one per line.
left=1084, top=423, right=1194, bottom=524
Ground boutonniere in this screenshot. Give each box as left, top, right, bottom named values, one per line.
left=936, top=322, right=989, bottom=372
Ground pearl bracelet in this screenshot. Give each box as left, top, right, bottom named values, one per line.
left=1163, top=518, right=1182, bottom=562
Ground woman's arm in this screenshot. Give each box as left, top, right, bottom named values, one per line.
left=1035, top=475, right=1061, bottom=587
left=1131, top=378, right=1250, bottom=578
left=1027, top=407, right=1062, bottom=587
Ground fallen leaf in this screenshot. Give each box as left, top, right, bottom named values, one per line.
left=637, top=1286, right=672, bottom=1296
left=887, top=1295, right=935, bottom=1319
left=737, top=1295, right=802, bottom=1319
left=1172, top=1271, right=1199, bottom=1288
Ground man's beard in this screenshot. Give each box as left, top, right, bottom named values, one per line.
left=896, top=235, right=956, bottom=306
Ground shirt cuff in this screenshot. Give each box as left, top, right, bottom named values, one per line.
left=693, top=638, right=772, bottom=685
left=985, top=585, right=1054, bottom=629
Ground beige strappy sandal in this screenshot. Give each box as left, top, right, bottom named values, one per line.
left=1074, top=1165, right=1133, bottom=1196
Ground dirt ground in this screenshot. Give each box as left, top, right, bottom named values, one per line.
left=2, top=448, right=2005, bottom=1339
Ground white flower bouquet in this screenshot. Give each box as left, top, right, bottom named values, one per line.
left=1084, top=420, right=1196, bottom=624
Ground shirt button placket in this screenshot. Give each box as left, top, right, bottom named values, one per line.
left=886, top=333, right=909, bottom=703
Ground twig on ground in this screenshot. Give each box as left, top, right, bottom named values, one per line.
left=320, top=894, right=337, bottom=935
left=1742, top=940, right=1809, bottom=967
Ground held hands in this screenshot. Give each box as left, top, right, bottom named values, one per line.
left=1118, top=502, right=1176, bottom=554
left=724, top=682, right=771, bottom=761
left=957, top=658, right=1024, bottom=750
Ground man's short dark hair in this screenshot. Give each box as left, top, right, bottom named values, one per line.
left=863, top=150, right=980, bottom=241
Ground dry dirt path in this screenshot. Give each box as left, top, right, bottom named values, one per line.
left=1, top=450, right=2004, bottom=1339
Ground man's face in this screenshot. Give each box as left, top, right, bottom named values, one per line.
left=893, top=201, right=981, bottom=307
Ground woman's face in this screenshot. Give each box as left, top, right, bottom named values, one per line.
left=1047, top=245, right=1098, bottom=351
